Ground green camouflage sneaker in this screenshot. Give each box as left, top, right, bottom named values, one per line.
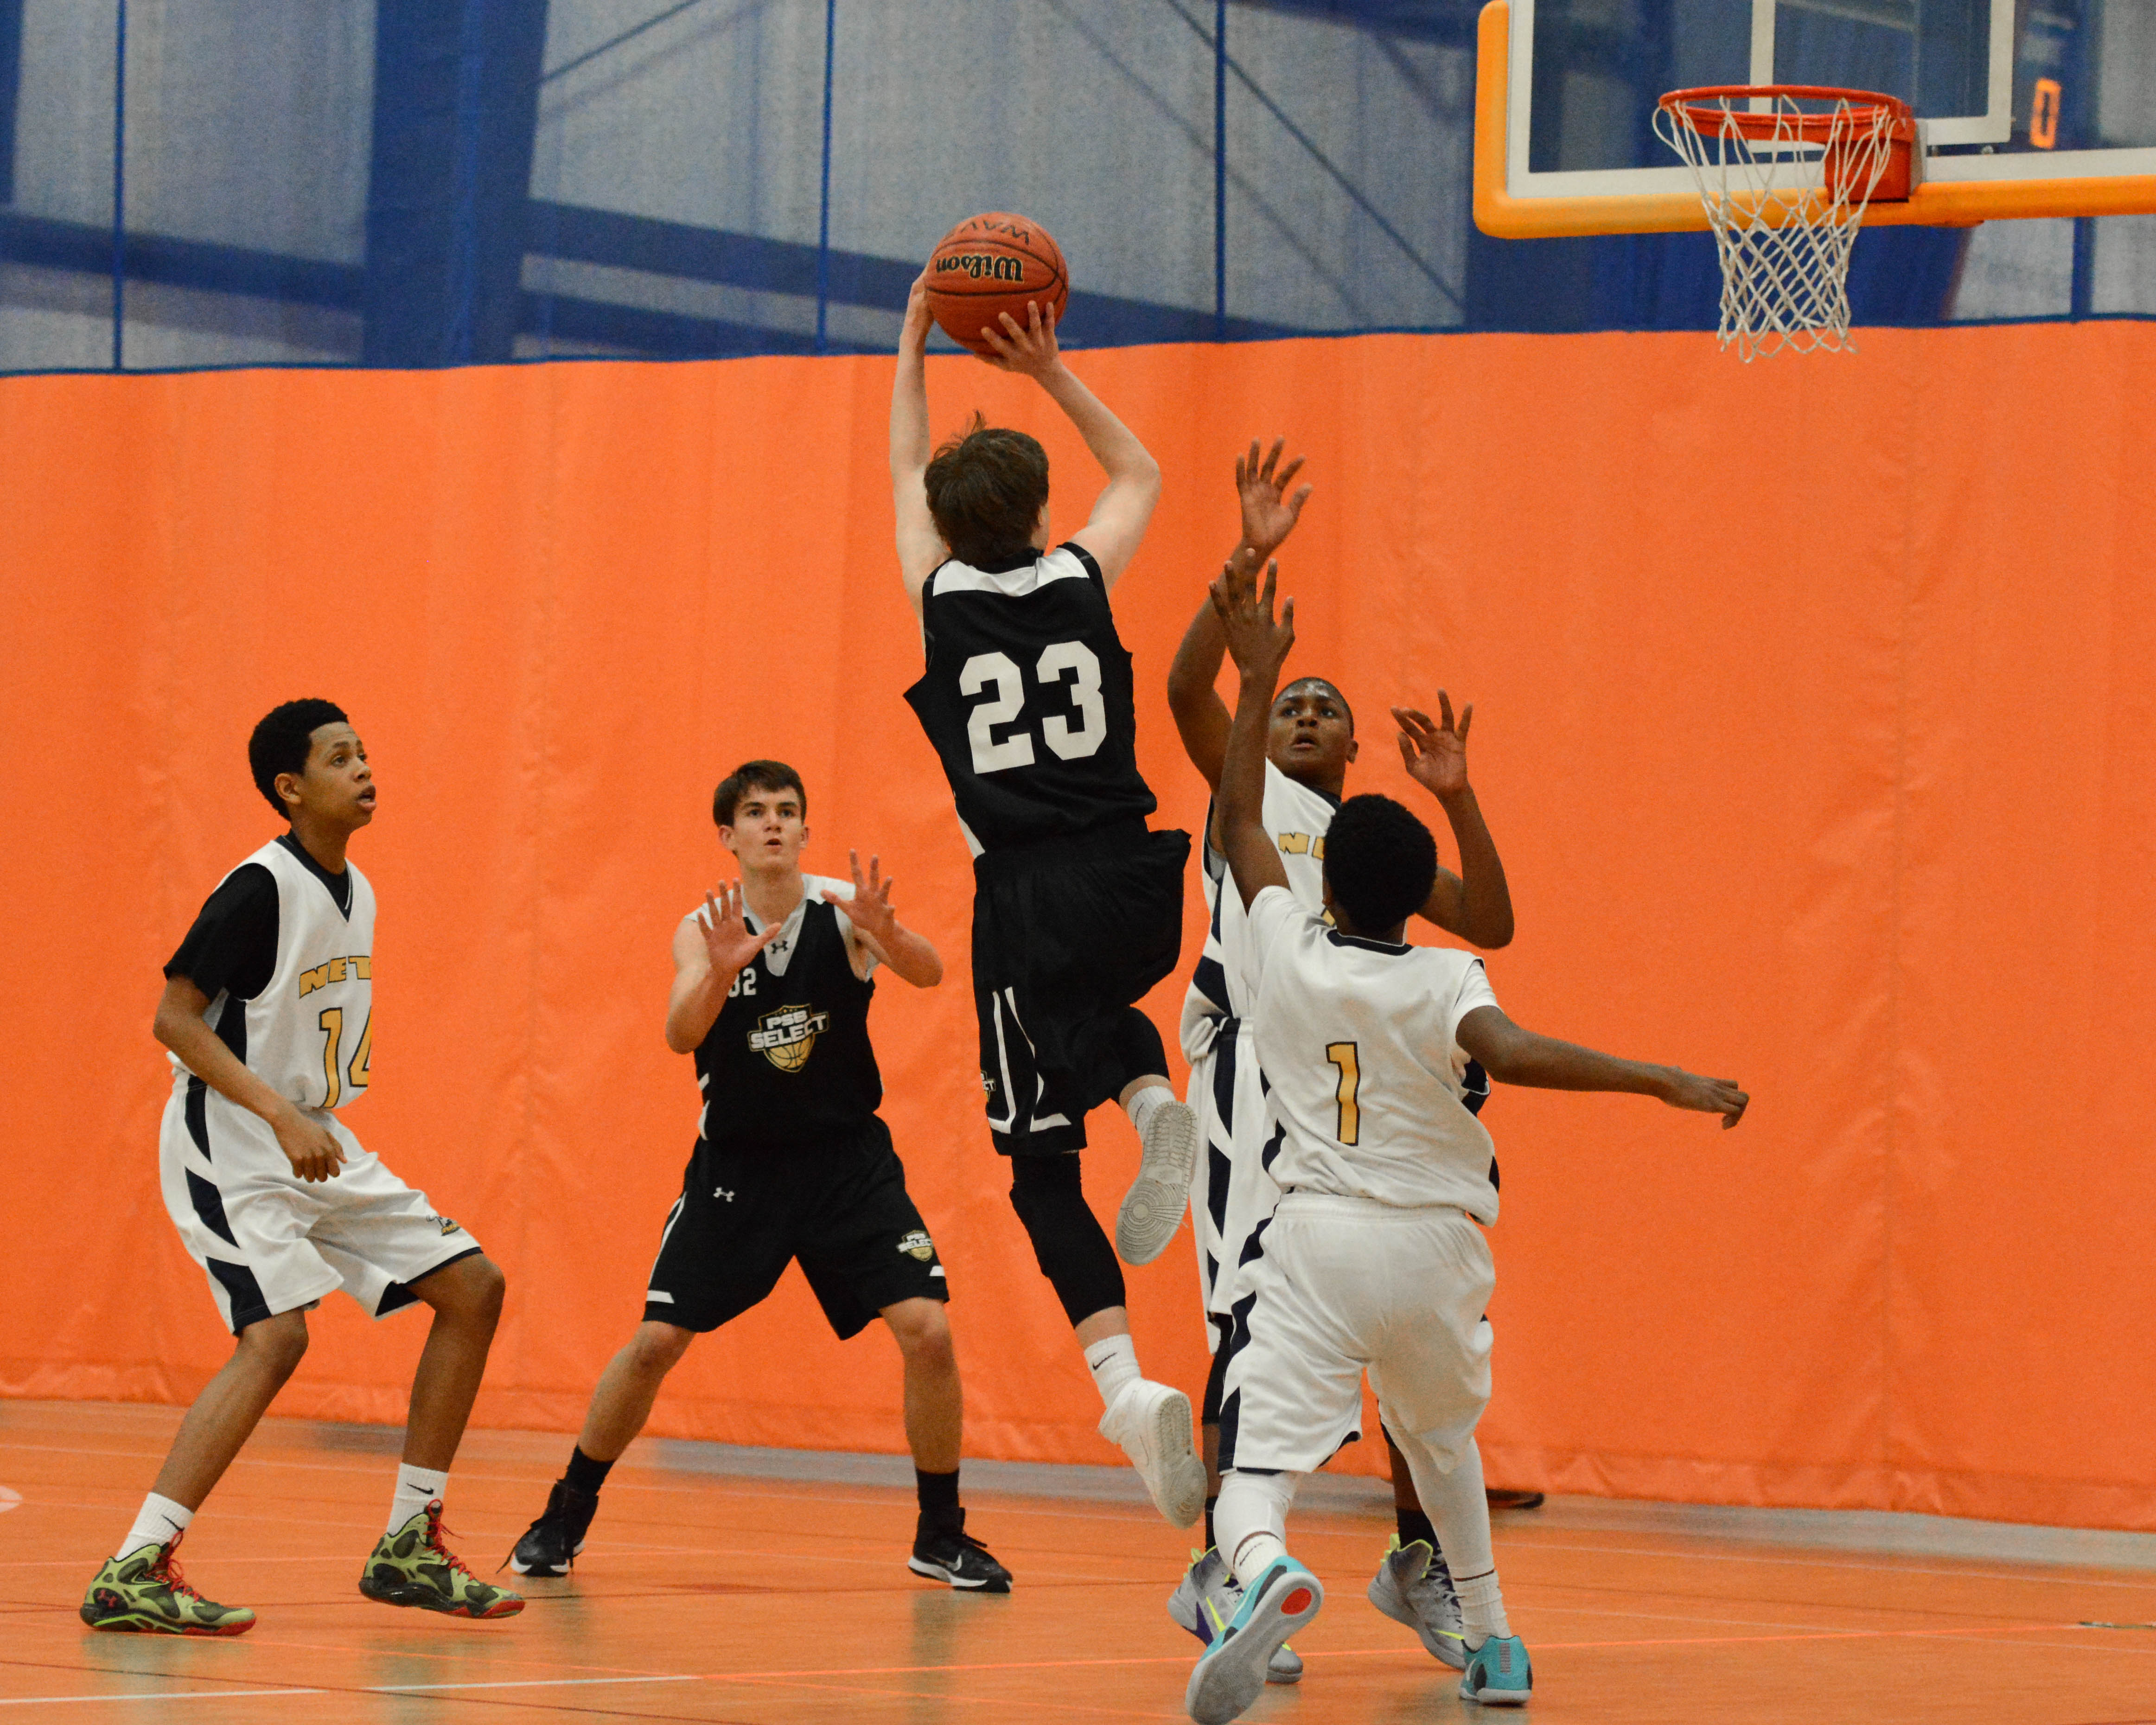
left=359, top=1501, right=524, bottom=1618
left=80, top=1534, right=255, bottom=1636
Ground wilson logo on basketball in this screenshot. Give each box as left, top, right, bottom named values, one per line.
left=749, top=1004, right=829, bottom=1072
left=936, top=253, right=1026, bottom=283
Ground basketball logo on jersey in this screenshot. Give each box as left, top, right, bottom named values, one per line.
left=748, top=1003, right=829, bottom=1073
left=897, top=1229, right=935, bottom=1262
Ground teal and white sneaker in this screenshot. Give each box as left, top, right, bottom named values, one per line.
left=1183, top=1553, right=1323, bottom=1724
left=1167, top=1548, right=1304, bottom=1683
left=1368, top=1535, right=1467, bottom=1668
left=1459, top=1633, right=1532, bottom=1706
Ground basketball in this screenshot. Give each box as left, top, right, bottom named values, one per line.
left=924, top=211, right=1070, bottom=357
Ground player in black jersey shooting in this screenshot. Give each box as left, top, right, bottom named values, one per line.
left=890, top=274, right=1207, bottom=1527
left=510, top=761, right=1012, bottom=1591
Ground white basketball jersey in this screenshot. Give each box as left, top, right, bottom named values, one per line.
left=170, top=840, right=376, bottom=1112
left=1240, top=885, right=1500, bottom=1219
left=1179, top=761, right=1339, bottom=1060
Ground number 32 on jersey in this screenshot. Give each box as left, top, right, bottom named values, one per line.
left=960, top=641, right=1106, bottom=773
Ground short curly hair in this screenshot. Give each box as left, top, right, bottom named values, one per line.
left=1323, top=794, right=1437, bottom=935
left=923, top=414, right=1049, bottom=567
left=248, top=699, right=349, bottom=819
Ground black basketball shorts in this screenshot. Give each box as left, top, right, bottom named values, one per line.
left=970, top=821, right=1190, bottom=1156
left=643, top=1116, right=947, bottom=1340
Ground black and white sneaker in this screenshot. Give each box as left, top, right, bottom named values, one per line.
left=908, top=1511, right=1013, bottom=1593
left=505, top=1480, right=598, bottom=1577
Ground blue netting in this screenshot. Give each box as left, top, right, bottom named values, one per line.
left=0, top=0, right=2148, bottom=375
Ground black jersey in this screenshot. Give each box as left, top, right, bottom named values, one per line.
left=694, top=889, right=881, bottom=1144
left=904, top=542, right=1158, bottom=853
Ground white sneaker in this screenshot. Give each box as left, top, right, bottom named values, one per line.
left=1368, top=1535, right=1467, bottom=1669
left=1100, top=1379, right=1206, bottom=1528
left=1116, top=1098, right=1199, bottom=1265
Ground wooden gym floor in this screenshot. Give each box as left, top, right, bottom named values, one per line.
left=5, top=1399, right=2155, bottom=1722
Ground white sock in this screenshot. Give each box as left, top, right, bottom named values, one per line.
left=1456, top=1567, right=1512, bottom=1642
left=117, top=1493, right=192, bottom=1561
left=1083, top=1334, right=1142, bottom=1410
left=389, top=1463, right=448, bottom=1533
left=1216, top=1469, right=1301, bottom=1588
left=1390, top=1426, right=1506, bottom=1638
left=1123, top=1083, right=1170, bottom=1136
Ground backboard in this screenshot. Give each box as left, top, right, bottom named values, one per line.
left=1475, top=0, right=2156, bottom=236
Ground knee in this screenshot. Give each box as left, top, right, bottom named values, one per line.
left=466, top=1256, right=507, bottom=1322
left=238, top=1312, right=309, bottom=1380
left=885, top=1300, right=955, bottom=1367
left=430, top=1254, right=506, bottom=1327
left=1008, top=1153, right=1083, bottom=1233
left=625, top=1322, right=694, bottom=1378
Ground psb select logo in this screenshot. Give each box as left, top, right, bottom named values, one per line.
left=749, top=1003, right=829, bottom=1073
left=897, top=1229, right=935, bottom=1263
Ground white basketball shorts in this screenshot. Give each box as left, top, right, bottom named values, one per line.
left=159, top=1086, right=481, bottom=1335
left=1218, top=1193, right=1496, bottom=1476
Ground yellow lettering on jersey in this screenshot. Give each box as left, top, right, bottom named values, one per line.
left=1279, top=832, right=1310, bottom=855
left=299, top=957, right=369, bottom=997
left=1312, top=836, right=1326, bottom=859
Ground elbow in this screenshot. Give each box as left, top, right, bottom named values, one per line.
left=663, top=1022, right=695, bottom=1055
left=151, top=1002, right=182, bottom=1051
left=1476, top=915, right=1516, bottom=951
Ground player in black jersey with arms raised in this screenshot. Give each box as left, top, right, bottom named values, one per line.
left=891, top=274, right=1206, bottom=1528
left=511, top=761, right=1011, bottom=1591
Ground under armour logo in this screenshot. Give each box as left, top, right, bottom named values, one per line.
left=714, top=1187, right=735, bottom=1202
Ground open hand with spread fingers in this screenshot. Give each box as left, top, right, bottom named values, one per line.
left=1209, top=548, right=1295, bottom=684
left=823, top=850, right=899, bottom=947
left=976, top=298, right=1061, bottom=378
left=1236, top=437, right=1313, bottom=562
left=1394, top=694, right=1475, bottom=801
left=698, top=882, right=781, bottom=977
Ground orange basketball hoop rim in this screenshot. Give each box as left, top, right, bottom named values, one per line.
left=1657, top=86, right=1917, bottom=204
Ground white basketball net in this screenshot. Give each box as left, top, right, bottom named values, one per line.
left=1654, top=92, right=1903, bottom=361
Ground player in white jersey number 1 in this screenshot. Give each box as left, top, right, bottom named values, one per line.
left=1182, top=557, right=1747, bottom=1723
left=1164, top=440, right=1516, bottom=1680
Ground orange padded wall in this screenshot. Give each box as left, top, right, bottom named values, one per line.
left=4, top=321, right=2153, bottom=1529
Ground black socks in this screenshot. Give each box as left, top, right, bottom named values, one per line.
left=564, top=1446, right=614, bottom=1497
left=1397, top=1506, right=1438, bottom=1551
left=1205, top=1495, right=1219, bottom=1552
left=917, top=1467, right=961, bottom=1528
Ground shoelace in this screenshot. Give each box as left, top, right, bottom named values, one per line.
left=421, top=1508, right=483, bottom=1586
left=147, top=1545, right=211, bottom=1606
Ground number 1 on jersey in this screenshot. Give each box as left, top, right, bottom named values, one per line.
left=1326, top=1041, right=1362, bottom=1145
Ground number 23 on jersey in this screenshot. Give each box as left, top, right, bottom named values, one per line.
left=959, top=640, right=1106, bottom=773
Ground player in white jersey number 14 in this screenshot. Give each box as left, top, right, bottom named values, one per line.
left=1182, top=554, right=1747, bottom=1723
